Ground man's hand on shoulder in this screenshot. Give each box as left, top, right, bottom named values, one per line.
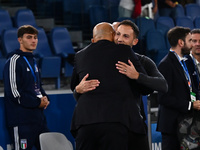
left=116, top=59, right=139, bottom=79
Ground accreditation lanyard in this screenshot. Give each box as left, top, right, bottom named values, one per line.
left=190, top=54, right=200, bottom=85
left=170, top=50, right=192, bottom=91
left=23, top=56, right=38, bottom=84
left=23, top=56, right=42, bottom=98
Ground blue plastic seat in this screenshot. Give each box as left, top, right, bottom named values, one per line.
left=185, top=3, right=200, bottom=21
left=83, top=0, right=101, bottom=13
left=14, top=9, right=37, bottom=28
left=175, top=16, right=194, bottom=29
left=49, top=27, right=74, bottom=77
left=0, top=58, right=6, bottom=80
left=89, top=5, right=109, bottom=29
left=0, top=9, right=13, bottom=35
left=34, top=28, right=61, bottom=89
left=1, top=28, right=19, bottom=57
left=136, top=17, right=156, bottom=40
left=109, top=5, right=119, bottom=23
left=63, top=0, right=82, bottom=29
left=174, top=4, right=185, bottom=18
left=34, top=28, right=54, bottom=58
left=146, top=30, right=168, bottom=65
left=165, top=36, right=171, bottom=50
left=135, top=17, right=156, bottom=54
left=156, top=16, right=175, bottom=35
left=194, top=16, right=200, bottom=28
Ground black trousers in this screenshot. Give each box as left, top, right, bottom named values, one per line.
left=76, top=123, right=129, bottom=150
left=128, top=122, right=150, bottom=150
left=128, top=132, right=149, bottom=150
left=161, top=133, right=180, bottom=150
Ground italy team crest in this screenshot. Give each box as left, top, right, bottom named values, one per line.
left=20, top=139, right=27, bottom=149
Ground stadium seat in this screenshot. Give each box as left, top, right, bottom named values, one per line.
left=109, top=5, right=119, bottom=23
left=103, top=0, right=120, bottom=23
left=136, top=17, right=156, bottom=40
left=83, top=0, right=101, bottom=13
left=156, top=16, right=175, bottom=35
left=175, top=16, right=194, bottom=29
left=185, top=3, right=200, bottom=21
left=165, top=36, right=171, bottom=50
left=89, top=5, right=109, bottom=29
left=146, top=30, right=168, bottom=65
left=34, top=28, right=61, bottom=89
left=49, top=27, right=74, bottom=77
left=40, top=132, right=73, bottom=150
left=194, top=16, right=200, bottom=28
left=0, top=9, right=13, bottom=35
left=63, top=0, right=82, bottom=30
left=1, top=28, right=19, bottom=57
left=34, top=28, right=55, bottom=58
left=14, top=9, right=37, bottom=28
left=135, top=17, right=156, bottom=54
left=0, top=58, right=6, bottom=80
left=174, top=4, right=185, bottom=18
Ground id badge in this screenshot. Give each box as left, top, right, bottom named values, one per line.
left=190, top=92, right=196, bottom=102
left=35, top=84, right=42, bottom=98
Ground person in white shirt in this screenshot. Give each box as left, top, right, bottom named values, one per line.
left=118, top=0, right=134, bottom=18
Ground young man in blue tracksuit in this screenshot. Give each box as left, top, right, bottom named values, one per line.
left=3, top=25, right=50, bottom=150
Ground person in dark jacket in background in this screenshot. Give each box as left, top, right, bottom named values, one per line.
left=157, top=26, right=200, bottom=150
left=3, top=25, right=50, bottom=150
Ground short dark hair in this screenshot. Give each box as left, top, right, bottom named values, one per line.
left=167, top=26, right=191, bottom=47
left=118, top=20, right=139, bottom=38
left=191, top=28, right=200, bottom=34
left=17, top=25, right=38, bottom=38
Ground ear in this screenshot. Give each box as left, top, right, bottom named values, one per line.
left=91, top=38, right=94, bottom=43
left=133, top=38, right=138, bottom=46
left=18, top=37, right=22, bottom=44
left=178, top=39, right=184, bottom=47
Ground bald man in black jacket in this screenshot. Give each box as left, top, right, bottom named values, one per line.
left=70, top=22, right=152, bottom=150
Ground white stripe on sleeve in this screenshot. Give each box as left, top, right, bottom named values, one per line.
left=9, top=54, right=20, bottom=99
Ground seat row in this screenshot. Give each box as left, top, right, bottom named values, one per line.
left=0, top=8, right=38, bottom=35
left=170, top=3, right=200, bottom=21
left=0, top=27, right=75, bottom=89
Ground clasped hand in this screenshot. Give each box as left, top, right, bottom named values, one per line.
left=39, top=96, right=50, bottom=109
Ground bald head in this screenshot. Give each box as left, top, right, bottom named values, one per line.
left=92, top=22, right=115, bottom=43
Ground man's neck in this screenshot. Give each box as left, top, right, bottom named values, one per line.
left=20, top=48, right=33, bottom=53
left=172, top=48, right=183, bottom=58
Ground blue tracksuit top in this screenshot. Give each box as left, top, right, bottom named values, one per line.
left=3, top=49, right=47, bottom=127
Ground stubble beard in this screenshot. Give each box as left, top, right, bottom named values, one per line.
left=181, top=46, right=192, bottom=56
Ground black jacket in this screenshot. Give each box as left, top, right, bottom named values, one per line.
left=70, top=40, right=152, bottom=137
left=157, top=51, right=192, bottom=134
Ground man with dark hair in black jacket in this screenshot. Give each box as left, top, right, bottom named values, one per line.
left=74, top=20, right=168, bottom=150
left=3, top=25, right=50, bottom=150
